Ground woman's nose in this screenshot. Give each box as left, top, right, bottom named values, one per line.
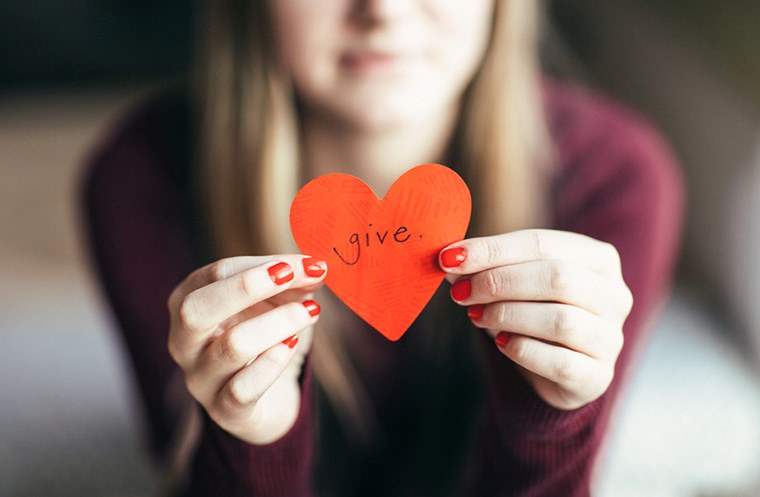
left=353, top=0, right=414, bottom=26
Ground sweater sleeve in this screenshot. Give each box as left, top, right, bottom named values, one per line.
left=469, top=88, right=685, bottom=496
left=78, top=97, right=317, bottom=496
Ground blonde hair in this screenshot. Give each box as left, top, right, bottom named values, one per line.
left=195, top=0, right=551, bottom=439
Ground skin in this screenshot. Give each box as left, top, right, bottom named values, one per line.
left=167, top=255, right=326, bottom=444
left=440, top=230, right=631, bottom=410
left=167, top=0, right=632, bottom=445
left=272, top=0, right=494, bottom=193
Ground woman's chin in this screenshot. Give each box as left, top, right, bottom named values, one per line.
left=333, top=98, right=443, bottom=133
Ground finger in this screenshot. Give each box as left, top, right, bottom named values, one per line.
left=215, top=287, right=322, bottom=335
left=468, top=302, right=623, bottom=359
left=171, top=255, right=326, bottom=359
left=451, top=260, right=632, bottom=318
left=215, top=339, right=299, bottom=418
left=439, top=229, right=621, bottom=276
left=168, top=255, right=327, bottom=316
left=495, top=333, right=598, bottom=389
left=267, top=286, right=320, bottom=306
left=185, top=300, right=319, bottom=402
left=170, top=256, right=276, bottom=309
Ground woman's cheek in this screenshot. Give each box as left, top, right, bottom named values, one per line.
left=425, top=0, right=494, bottom=93
left=271, top=0, right=345, bottom=81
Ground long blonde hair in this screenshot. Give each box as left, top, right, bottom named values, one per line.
left=195, top=0, right=551, bottom=439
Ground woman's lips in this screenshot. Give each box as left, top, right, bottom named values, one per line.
left=340, top=50, right=403, bottom=74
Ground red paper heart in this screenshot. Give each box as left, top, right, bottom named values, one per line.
left=289, top=163, right=472, bottom=341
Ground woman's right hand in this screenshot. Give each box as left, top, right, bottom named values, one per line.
left=167, top=255, right=327, bottom=445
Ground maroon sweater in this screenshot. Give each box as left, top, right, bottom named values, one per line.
left=79, top=81, right=683, bottom=496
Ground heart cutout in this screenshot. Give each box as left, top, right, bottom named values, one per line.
left=289, top=163, right=472, bottom=341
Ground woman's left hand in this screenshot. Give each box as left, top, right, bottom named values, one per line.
left=438, top=229, right=633, bottom=410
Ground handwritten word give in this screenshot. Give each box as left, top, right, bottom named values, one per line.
left=332, top=224, right=418, bottom=265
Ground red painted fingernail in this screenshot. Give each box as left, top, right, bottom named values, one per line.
left=268, top=262, right=294, bottom=285
left=467, top=304, right=485, bottom=321
left=287, top=337, right=299, bottom=349
left=495, top=332, right=510, bottom=348
left=302, top=299, right=320, bottom=317
left=281, top=334, right=296, bottom=345
left=450, top=279, right=472, bottom=301
left=440, top=247, right=467, bottom=268
left=302, top=257, right=327, bottom=277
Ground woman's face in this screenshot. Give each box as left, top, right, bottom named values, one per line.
left=271, top=0, right=495, bottom=131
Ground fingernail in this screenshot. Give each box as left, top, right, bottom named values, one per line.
left=287, top=337, right=299, bottom=349
left=302, top=299, right=320, bottom=317
left=302, top=257, right=327, bottom=277
left=281, top=334, right=296, bottom=345
left=450, top=279, right=471, bottom=301
left=467, top=304, right=485, bottom=321
left=268, top=262, right=294, bottom=285
left=440, top=246, right=467, bottom=268
left=495, top=331, right=510, bottom=348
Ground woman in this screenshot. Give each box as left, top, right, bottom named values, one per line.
left=80, top=1, right=683, bottom=496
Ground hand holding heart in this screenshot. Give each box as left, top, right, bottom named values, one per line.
left=439, top=229, right=633, bottom=410
left=165, top=167, right=632, bottom=452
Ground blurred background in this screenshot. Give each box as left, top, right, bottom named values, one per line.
left=2, top=2, right=759, bottom=496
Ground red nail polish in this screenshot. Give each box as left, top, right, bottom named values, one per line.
left=268, top=262, right=294, bottom=285
left=302, top=257, right=327, bottom=277
left=450, top=279, right=471, bottom=301
left=287, top=337, right=299, bottom=349
left=302, top=299, right=320, bottom=317
left=467, top=304, right=485, bottom=321
left=440, top=246, right=467, bottom=268
left=281, top=334, right=296, bottom=345
left=495, top=332, right=510, bottom=348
